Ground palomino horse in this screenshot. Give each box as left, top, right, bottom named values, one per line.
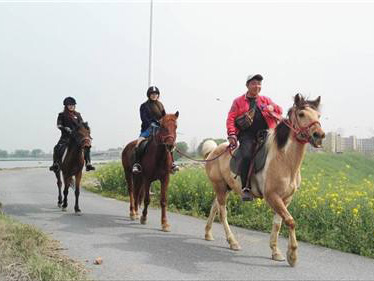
left=202, top=94, right=325, bottom=267
left=122, top=112, right=179, bottom=232
left=53, top=122, right=92, bottom=214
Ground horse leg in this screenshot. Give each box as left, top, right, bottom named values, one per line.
left=205, top=197, right=219, bottom=241
left=217, top=191, right=240, bottom=250
left=56, top=171, right=63, bottom=208
left=62, top=176, right=71, bottom=211
left=133, top=177, right=142, bottom=220
left=270, top=213, right=285, bottom=261
left=125, top=170, right=137, bottom=220
left=160, top=177, right=170, bottom=232
left=267, top=194, right=297, bottom=266
left=74, top=171, right=82, bottom=215
left=140, top=182, right=151, bottom=225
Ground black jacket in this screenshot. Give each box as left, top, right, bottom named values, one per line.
left=140, top=100, right=166, bottom=132
left=57, top=111, right=84, bottom=138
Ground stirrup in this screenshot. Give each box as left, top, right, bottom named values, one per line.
left=171, top=163, right=180, bottom=174
left=132, top=163, right=142, bottom=174
left=86, top=164, right=95, bottom=171
left=241, top=187, right=254, bottom=201
left=49, top=163, right=59, bottom=172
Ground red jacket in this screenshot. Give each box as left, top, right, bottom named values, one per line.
left=226, top=94, right=283, bottom=136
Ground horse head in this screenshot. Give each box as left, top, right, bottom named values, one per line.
left=157, top=111, right=179, bottom=151
left=287, top=94, right=325, bottom=148
left=71, top=122, right=92, bottom=149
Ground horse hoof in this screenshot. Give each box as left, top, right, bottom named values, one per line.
left=229, top=243, right=241, bottom=251
left=272, top=253, right=286, bottom=262
left=62, top=207, right=67, bottom=212
left=57, top=203, right=62, bottom=208
left=205, top=233, right=214, bottom=241
left=75, top=210, right=82, bottom=215
left=140, top=216, right=147, bottom=225
left=130, top=214, right=138, bottom=220
left=162, top=224, right=171, bottom=232
left=287, top=249, right=298, bottom=267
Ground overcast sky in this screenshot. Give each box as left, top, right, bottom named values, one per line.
left=1, top=1, right=374, bottom=152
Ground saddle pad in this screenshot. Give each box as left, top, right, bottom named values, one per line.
left=229, top=139, right=268, bottom=176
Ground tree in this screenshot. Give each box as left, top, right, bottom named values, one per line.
left=0, top=149, right=8, bottom=158
left=31, top=149, right=44, bottom=158
left=13, top=150, right=30, bottom=158
left=173, top=141, right=188, bottom=161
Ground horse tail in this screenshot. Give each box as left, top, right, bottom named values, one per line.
left=201, top=139, right=218, bottom=160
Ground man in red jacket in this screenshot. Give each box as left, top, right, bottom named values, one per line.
left=226, top=74, right=283, bottom=201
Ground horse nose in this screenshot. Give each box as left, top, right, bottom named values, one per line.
left=313, top=132, right=325, bottom=139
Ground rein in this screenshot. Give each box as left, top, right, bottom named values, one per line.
left=175, top=146, right=230, bottom=163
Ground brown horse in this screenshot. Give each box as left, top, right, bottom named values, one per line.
left=202, top=94, right=325, bottom=267
left=53, top=122, right=92, bottom=214
left=122, top=112, right=179, bottom=231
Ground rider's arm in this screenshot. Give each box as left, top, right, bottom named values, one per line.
left=57, top=113, right=64, bottom=131
left=140, top=103, right=152, bottom=126
left=226, top=99, right=239, bottom=137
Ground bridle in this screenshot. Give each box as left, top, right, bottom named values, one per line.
left=282, top=105, right=321, bottom=145
left=154, top=124, right=176, bottom=148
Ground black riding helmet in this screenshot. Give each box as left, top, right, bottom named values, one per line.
left=63, top=97, right=77, bottom=106
left=146, top=86, right=160, bottom=98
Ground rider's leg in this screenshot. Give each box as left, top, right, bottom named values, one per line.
left=132, top=136, right=146, bottom=174
left=238, top=135, right=254, bottom=201
left=84, top=147, right=95, bottom=171
left=49, top=138, right=67, bottom=171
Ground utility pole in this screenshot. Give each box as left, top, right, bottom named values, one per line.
left=148, top=0, right=154, bottom=87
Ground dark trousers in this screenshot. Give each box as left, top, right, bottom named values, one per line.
left=238, top=134, right=255, bottom=189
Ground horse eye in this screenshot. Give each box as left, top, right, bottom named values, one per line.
left=298, top=112, right=305, bottom=118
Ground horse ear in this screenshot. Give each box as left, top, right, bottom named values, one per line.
left=175, top=111, right=179, bottom=118
left=310, top=96, right=321, bottom=109
left=294, top=93, right=304, bottom=107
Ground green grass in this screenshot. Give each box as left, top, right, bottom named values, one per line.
left=0, top=210, right=88, bottom=281
left=83, top=152, right=374, bottom=258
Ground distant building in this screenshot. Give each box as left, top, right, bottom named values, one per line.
left=357, top=137, right=374, bottom=155
left=323, top=132, right=337, bottom=152
left=341, top=136, right=357, bottom=152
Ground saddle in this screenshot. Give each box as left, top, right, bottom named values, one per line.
left=229, top=131, right=269, bottom=176
left=137, top=139, right=150, bottom=159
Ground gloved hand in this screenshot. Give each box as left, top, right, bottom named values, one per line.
left=64, top=127, right=73, bottom=134
left=227, top=135, right=238, bottom=150
left=150, top=121, right=160, bottom=128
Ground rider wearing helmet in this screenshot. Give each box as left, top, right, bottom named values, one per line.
left=49, top=97, right=95, bottom=172
left=132, top=86, right=179, bottom=174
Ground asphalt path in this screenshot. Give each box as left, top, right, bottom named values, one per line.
left=0, top=168, right=373, bottom=280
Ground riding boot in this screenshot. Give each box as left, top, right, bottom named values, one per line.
left=240, top=158, right=254, bottom=201
left=49, top=145, right=60, bottom=172
left=84, top=147, right=95, bottom=171
left=132, top=147, right=142, bottom=174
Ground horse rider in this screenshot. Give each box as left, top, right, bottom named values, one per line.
left=226, top=74, right=283, bottom=201
left=49, top=97, right=95, bottom=172
left=132, top=86, right=179, bottom=174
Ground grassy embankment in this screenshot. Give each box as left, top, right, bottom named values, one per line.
left=0, top=205, right=88, bottom=281
left=83, top=152, right=374, bottom=258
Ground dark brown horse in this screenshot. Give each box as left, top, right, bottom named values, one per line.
left=122, top=112, right=179, bottom=231
left=53, top=122, right=92, bottom=214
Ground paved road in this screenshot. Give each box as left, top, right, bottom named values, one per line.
left=0, top=168, right=373, bottom=280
